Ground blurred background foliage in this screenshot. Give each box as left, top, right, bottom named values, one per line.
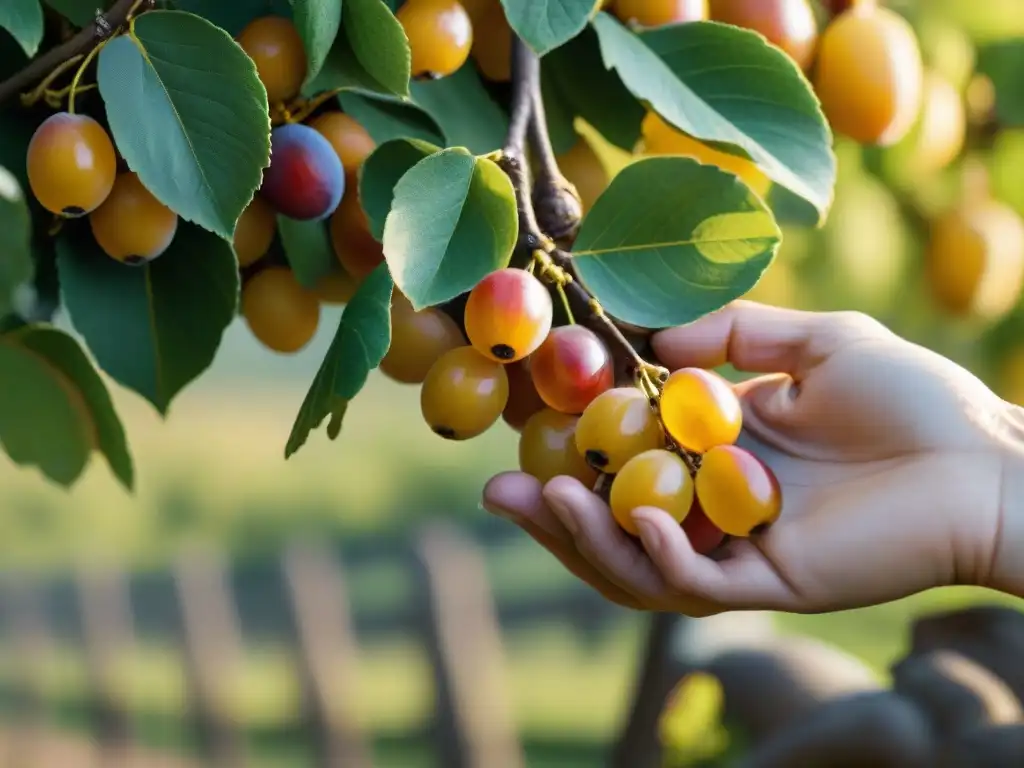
left=3, top=0, right=1024, bottom=765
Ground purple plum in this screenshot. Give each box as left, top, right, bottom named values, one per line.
left=260, top=123, right=345, bottom=221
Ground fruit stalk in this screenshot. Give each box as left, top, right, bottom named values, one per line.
left=0, top=0, right=153, bottom=107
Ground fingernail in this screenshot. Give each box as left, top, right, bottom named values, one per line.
left=546, top=495, right=580, bottom=535
left=480, top=501, right=519, bottom=522
left=634, top=516, right=662, bottom=554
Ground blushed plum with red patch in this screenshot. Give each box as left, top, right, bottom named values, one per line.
left=260, top=123, right=345, bottom=221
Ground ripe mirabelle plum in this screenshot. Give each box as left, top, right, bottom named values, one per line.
left=708, top=0, right=818, bottom=71
left=695, top=445, right=781, bottom=537
left=380, top=293, right=465, bottom=384
left=261, top=123, right=345, bottom=221
left=905, top=72, right=966, bottom=176
left=640, top=112, right=771, bottom=197
left=89, top=172, right=178, bottom=265
left=421, top=346, right=510, bottom=439
left=574, top=387, right=665, bottom=473
left=236, top=16, right=307, bottom=104
left=397, top=0, right=473, bottom=79
left=530, top=325, right=614, bottom=415
left=233, top=196, right=277, bottom=267
left=813, top=3, right=923, bottom=146
left=242, top=267, right=320, bottom=354
left=659, top=368, right=742, bottom=453
left=519, top=409, right=599, bottom=487
left=925, top=199, right=1024, bottom=323
left=610, top=449, right=694, bottom=537
left=26, top=112, right=117, bottom=217
left=464, top=268, right=554, bottom=363
left=502, top=360, right=546, bottom=432
left=311, top=269, right=358, bottom=305
left=682, top=498, right=726, bottom=555
left=329, top=191, right=385, bottom=281
left=556, top=139, right=610, bottom=213
left=470, top=2, right=512, bottom=82
left=613, top=0, right=707, bottom=27
left=309, top=112, right=376, bottom=177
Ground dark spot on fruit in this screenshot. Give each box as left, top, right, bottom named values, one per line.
left=433, top=426, right=457, bottom=439
left=124, top=255, right=146, bottom=266
left=491, top=343, right=516, bottom=361
left=61, top=206, right=86, bottom=218
left=585, top=449, right=609, bottom=469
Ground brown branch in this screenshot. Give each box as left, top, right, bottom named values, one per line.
left=0, top=0, right=152, bottom=108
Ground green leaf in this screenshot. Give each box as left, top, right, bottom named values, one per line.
left=278, top=216, right=336, bottom=288
left=410, top=64, right=508, bottom=154
left=0, top=0, right=43, bottom=57
left=542, top=26, right=644, bottom=152
left=499, top=0, right=593, bottom=56
left=285, top=263, right=393, bottom=458
left=171, top=0, right=293, bottom=36
left=311, top=0, right=411, bottom=98
left=382, top=148, right=517, bottom=309
left=56, top=222, right=240, bottom=415
left=591, top=13, right=835, bottom=224
left=5, top=324, right=134, bottom=490
left=0, top=166, right=32, bottom=317
left=97, top=10, right=271, bottom=240
left=359, top=137, right=440, bottom=240
left=978, top=40, right=1024, bottom=127
left=291, top=0, right=342, bottom=86
left=337, top=91, right=444, bottom=146
left=43, top=0, right=97, bottom=27
left=571, top=156, right=780, bottom=329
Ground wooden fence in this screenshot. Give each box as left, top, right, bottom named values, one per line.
left=0, top=523, right=684, bottom=768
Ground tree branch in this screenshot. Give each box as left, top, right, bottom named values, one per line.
left=0, top=0, right=152, bottom=108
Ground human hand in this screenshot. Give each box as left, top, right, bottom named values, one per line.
left=482, top=301, right=1022, bottom=616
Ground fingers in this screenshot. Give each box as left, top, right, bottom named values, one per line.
left=651, top=301, right=883, bottom=379
left=482, top=473, right=643, bottom=608
left=632, top=507, right=799, bottom=611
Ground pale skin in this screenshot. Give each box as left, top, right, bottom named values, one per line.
left=482, top=300, right=1024, bottom=617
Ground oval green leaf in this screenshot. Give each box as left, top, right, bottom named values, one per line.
left=286, top=262, right=393, bottom=458
left=172, top=0, right=293, bottom=36
left=309, top=0, right=410, bottom=98
left=0, top=166, right=32, bottom=318
left=499, top=0, right=594, bottom=56
left=278, top=216, right=337, bottom=288
left=43, top=0, right=98, bottom=28
left=410, top=64, right=508, bottom=154
left=571, top=156, right=781, bottom=329
left=0, top=0, right=43, bottom=57
left=292, top=0, right=343, bottom=86
left=97, top=10, right=271, bottom=240
left=382, top=148, right=518, bottom=310
left=337, top=91, right=445, bottom=146
left=5, top=324, right=134, bottom=490
left=56, top=221, right=240, bottom=416
left=359, top=137, right=440, bottom=240
left=591, top=13, right=835, bottom=224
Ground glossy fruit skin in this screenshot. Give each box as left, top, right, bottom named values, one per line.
left=241, top=266, right=320, bottom=354
left=381, top=293, right=465, bottom=384
left=659, top=368, right=743, bottom=453
left=708, top=0, right=818, bottom=71
left=421, top=346, right=509, bottom=440
left=926, top=200, right=1024, bottom=322
left=502, top=359, right=546, bottom=432
left=557, top=139, right=610, bottom=213
left=312, top=269, right=358, bottom=304
left=907, top=72, right=966, bottom=176
left=234, top=196, right=277, bottom=267
left=813, top=4, right=923, bottom=146
left=519, top=409, right=599, bottom=487
left=640, top=111, right=771, bottom=197
left=330, top=191, right=385, bottom=280
left=261, top=123, right=345, bottom=221
left=683, top=498, right=726, bottom=555
left=89, top=172, right=178, bottom=264
left=470, top=1, right=512, bottom=81
left=464, top=269, right=554, bottom=363
left=610, top=449, right=695, bottom=537
left=309, top=112, right=376, bottom=177
left=613, top=0, right=707, bottom=28
left=236, top=16, right=307, bottom=104
left=397, top=0, right=473, bottom=78
left=530, top=325, right=614, bottom=415
left=575, top=387, right=665, bottom=474
left=26, top=112, right=117, bottom=217
left=696, top=445, right=781, bottom=537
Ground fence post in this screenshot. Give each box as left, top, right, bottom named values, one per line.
left=76, top=562, right=138, bottom=764
left=281, top=540, right=374, bottom=768
left=409, top=524, right=525, bottom=768
left=174, top=549, right=248, bottom=768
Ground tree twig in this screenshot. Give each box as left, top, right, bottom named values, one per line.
left=0, top=0, right=152, bottom=108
